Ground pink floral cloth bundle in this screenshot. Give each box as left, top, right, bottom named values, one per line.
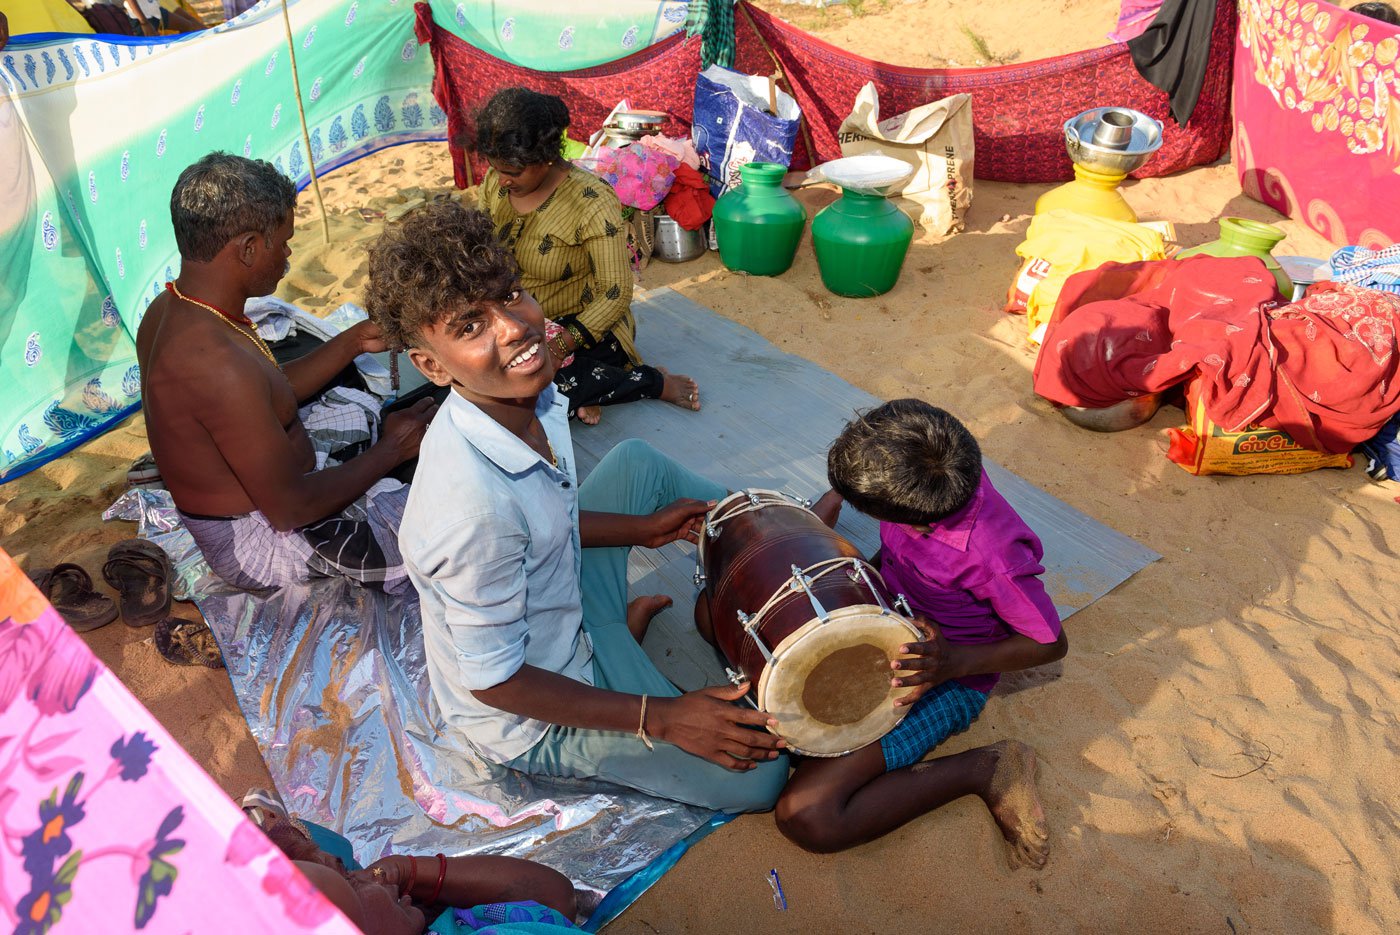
left=591, top=144, right=680, bottom=212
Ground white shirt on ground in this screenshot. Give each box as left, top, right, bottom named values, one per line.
left=400, top=385, right=593, bottom=763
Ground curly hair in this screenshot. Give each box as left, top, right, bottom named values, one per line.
left=827, top=399, right=983, bottom=526
left=171, top=152, right=296, bottom=263
left=364, top=201, right=520, bottom=350
left=473, top=87, right=570, bottom=168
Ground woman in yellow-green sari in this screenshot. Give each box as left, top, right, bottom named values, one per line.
left=474, top=87, right=699, bottom=425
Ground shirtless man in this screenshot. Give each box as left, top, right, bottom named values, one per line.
left=137, top=152, right=434, bottom=593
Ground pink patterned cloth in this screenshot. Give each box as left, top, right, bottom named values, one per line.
left=1109, top=0, right=1164, bottom=42
left=1233, top=0, right=1400, bottom=248
left=590, top=145, right=680, bottom=211
left=0, top=548, right=356, bottom=935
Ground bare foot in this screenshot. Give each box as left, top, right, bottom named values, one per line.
left=811, top=489, right=843, bottom=528
left=980, top=741, right=1050, bottom=869
left=577, top=405, right=602, bottom=425
left=657, top=367, right=700, bottom=412
left=626, top=594, right=673, bottom=644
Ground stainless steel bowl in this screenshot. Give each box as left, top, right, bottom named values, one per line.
left=610, top=110, right=668, bottom=134
left=653, top=214, right=706, bottom=263
left=1059, top=393, right=1164, bottom=432
left=600, top=128, right=644, bottom=149
left=1065, top=107, right=1164, bottom=176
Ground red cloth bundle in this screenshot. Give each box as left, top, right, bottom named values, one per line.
left=663, top=164, right=716, bottom=230
left=1034, top=257, right=1400, bottom=454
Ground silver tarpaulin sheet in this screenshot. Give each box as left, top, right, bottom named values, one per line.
left=104, top=488, right=715, bottom=920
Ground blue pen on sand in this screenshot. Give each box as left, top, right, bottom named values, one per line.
left=767, top=868, right=788, bottom=911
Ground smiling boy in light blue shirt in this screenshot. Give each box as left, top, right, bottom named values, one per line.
left=366, top=201, right=788, bottom=812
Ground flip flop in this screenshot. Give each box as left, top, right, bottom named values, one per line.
left=126, top=452, right=163, bottom=488
left=153, top=617, right=224, bottom=669
left=241, top=788, right=290, bottom=824
left=27, top=564, right=118, bottom=632
left=102, top=539, right=173, bottom=628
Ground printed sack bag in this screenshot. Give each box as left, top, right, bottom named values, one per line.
left=837, top=83, right=974, bottom=235
left=692, top=64, right=801, bottom=197
left=1165, top=377, right=1353, bottom=476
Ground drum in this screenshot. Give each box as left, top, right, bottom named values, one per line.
left=696, top=489, right=921, bottom=757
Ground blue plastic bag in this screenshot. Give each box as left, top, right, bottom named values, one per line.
left=691, top=65, right=801, bottom=197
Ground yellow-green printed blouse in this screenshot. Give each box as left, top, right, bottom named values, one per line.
left=480, top=165, right=640, bottom=364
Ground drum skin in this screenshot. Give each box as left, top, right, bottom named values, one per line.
left=701, top=492, right=919, bottom=756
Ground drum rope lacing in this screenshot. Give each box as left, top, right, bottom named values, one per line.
left=695, top=489, right=814, bottom=582
left=734, top=557, right=908, bottom=664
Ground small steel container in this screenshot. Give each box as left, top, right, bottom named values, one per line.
left=654, top=214, right=707, bottom=263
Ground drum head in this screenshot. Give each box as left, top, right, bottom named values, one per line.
left=756, top=606, right=921, bottom=757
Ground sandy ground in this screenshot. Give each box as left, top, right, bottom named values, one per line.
left=6, top=5, right=1400, bottom=932
left=751, top=0, right=1123, bottom=67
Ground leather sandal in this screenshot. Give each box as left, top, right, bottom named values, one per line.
left=27, top=564, right=118, bottom=632
left=101, top=539, right=173, bottom=628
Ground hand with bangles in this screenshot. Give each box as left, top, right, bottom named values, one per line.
left=258, top=812, right=576, bottom=933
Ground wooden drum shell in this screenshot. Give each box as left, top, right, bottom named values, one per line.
left=699, top=492, right=919, bottom=757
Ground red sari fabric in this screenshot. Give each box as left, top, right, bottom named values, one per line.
left=1033, top=256, right=1281, bottom=430
left=1034, top=259, right=1400, bottom=452
left=414, top=2, right=701, bottom=189
left=415, top=0, right=1235, bottom=186
left=731, top=1, right=1236, bottom=181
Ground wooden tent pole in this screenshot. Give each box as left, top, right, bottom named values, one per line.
left=736, top=2, right=819, bottom=168
left=280, top=0, right=331, bottom=244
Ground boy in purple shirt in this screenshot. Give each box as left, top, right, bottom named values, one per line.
left=775, top=398, right=1068, bottom=865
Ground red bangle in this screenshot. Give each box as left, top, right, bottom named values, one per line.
left=405, top=855, right=418, bottom=897
left=429, top=853, right=447, bottom=904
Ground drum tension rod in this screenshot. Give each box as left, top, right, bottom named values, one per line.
left=789, top=564, right=831, bottom=623
left=848, top=560, right=893, bottom=615
left=738, top=611, right=776, bottom=664
left=895, top=594, right=913, bottom=617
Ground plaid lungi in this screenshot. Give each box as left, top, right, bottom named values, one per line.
left=180, top=387, right=410, bottom=594
left=879, top=679, right=989, bottom=772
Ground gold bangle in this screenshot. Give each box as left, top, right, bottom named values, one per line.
left=636, top=694, right=654, bottom=751
left=549, top=332, right=571, bottom=360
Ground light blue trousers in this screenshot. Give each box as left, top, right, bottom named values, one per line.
left=509, top=440, right=790, bottom=813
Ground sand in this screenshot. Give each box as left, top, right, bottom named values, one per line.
left=752, top=0, right=1123, bottom=67
left=5, top=5, right=1400, bottom=931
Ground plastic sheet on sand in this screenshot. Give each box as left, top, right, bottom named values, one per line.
left=101, top=488, right=719, bottom=928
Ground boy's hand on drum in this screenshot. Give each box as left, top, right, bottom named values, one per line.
left=892, top=617, right=955, bottom=707
left=639, top=498, right=716, bottom=548
left=652, top=683, right=786, bottom=770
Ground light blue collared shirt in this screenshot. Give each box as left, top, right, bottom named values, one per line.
left=400, top=385, right=592, bottom=763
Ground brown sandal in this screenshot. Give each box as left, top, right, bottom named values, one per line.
left=154, top=617, right=224, bottom=668
left=28, top=564, right=118, bottom=632
left=102, top=539, right=173, bottom=628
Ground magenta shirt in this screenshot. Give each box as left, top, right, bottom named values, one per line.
left=878, top=471, right=1062, bottom=693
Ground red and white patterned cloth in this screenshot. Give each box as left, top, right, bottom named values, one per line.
left=1267, top=282, right=1400, bottom=452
